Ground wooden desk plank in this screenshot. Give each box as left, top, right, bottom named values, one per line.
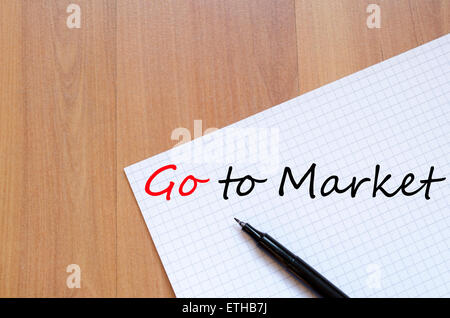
left=0, top=0, right=117, bottom=297
left=0, top=0, right=24, bottom=298
left=408, top=0, right=449, bottom=45
left=295, top=0, right=450, bottom=94
left=116, top=0, right=299, bottom=297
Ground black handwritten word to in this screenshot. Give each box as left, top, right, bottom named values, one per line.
left=218, top=166, right=267, bottom=199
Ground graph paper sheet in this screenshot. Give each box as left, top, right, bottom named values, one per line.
left=125, top=34, right=450, bottom=297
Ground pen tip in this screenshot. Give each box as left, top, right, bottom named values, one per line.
left=234, top=218, right=244, bottom=227
left=234, top=217, right=240, bottom=223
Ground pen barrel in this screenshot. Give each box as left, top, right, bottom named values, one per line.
left=258, top=234, right=348, bottom=298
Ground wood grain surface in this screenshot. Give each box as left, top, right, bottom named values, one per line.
left=0, top=0, right=448, bottom=297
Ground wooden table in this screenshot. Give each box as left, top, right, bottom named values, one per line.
left=0, top=0, right=448, bottom=297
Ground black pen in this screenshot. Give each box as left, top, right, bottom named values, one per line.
left=234, top=218, right=349, bottom=298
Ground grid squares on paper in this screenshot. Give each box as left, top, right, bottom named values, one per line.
left=125, top=34, right=450, bottom=297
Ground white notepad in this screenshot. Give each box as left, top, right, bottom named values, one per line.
left=125, top=34, right=450, bottom=297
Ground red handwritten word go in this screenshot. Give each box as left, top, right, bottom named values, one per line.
left=145, top=164, right=210, bottom=200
